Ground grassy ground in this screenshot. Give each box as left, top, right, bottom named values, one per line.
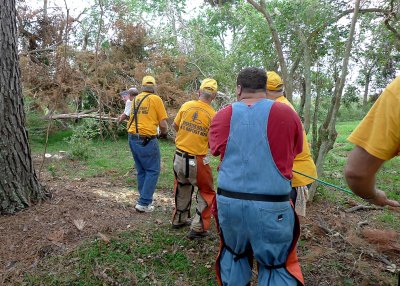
left=22, top=120, right=400, bottom=285
left=30, top=130, right=221, bottom=189
left=24, top=227, right=217, bottom=286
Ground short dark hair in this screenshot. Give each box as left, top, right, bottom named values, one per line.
left=237, top=67, right=267, bottom=93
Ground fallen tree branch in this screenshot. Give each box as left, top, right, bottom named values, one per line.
left=19, top=47, right=55, bottom=55
left=45, top=112, right=117, bottom=121
left=316, top=215, right=334, bottom=234
left=345, top=205, right=382, bottom=213
left=316, top=215, right=355, bottom=247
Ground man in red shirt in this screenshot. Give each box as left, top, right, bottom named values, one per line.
left=209, top=67, right=304, bottom=285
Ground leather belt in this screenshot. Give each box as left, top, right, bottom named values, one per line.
left=129, top=134, right=156, bottom=140
left=175, top=151, right=195, bottom=159
left=175, top=149, right=195, bottom=178
left=217, top=188, right=290, bottom=202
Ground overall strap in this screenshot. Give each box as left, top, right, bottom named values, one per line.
left=220, top=228, right=252, bottom=262
left=128, top=93, right=152, bottom=133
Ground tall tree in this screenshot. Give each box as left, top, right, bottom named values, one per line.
left=309, top=0, right=361, bottom=199
left=0, top=0, right=48, bottom=214
left=247, top=0, right=294, bottom=102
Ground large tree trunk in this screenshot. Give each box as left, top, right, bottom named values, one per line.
left=309, top=0, right=361, bottom=200
left=0, top=0, right=48, bottom=214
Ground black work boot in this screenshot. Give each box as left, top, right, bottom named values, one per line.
left=186, top=230, right=209, bottom=239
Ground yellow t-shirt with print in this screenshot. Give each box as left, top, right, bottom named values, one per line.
left=174, top=100, right=216, bottom=155
left=127, top=92, right=168, bottom=136
left=276, top=96, right=318, bottom=187
left=348, top=76, right=400, bottom=160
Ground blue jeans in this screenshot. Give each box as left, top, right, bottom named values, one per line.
left=128, top=134, right=161, bottom=206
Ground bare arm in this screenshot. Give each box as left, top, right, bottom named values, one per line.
left=159, top=119, right=168, bottom=135
left=344, top=146, right=400, bottom=207
left=117, top=113, right=128, bottom=124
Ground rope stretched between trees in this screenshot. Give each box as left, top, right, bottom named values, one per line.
left=292, top=170, right=354, bottom=196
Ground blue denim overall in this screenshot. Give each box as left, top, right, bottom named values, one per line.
left=216, top=99, right=302, bottom=286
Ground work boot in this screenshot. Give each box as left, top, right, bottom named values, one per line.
left=171, top=220, right=191, bottom=229
left=186, top=230, right=209, bottom=239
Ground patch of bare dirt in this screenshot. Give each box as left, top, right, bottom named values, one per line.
left=0, top=166, right=399, bottom=285
left=299, top=201, right=400, bottom=285
left=0, top=169, right=175, bottom=284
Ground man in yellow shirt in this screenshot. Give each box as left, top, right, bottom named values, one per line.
left=345, top=76, right=400, bottom=207
left=127, top=75, right=168, bottom=213
left=266, top=71, right=318, bottom=216
left=172, top=78, right=218, bottom=238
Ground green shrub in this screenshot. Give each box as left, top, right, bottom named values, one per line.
left=66, top=135, right=92, bottom=160
left=65, top=119, right=100, bottom=160
left=26, top=111, right=49, bottom=139
left=337, top=102, right=369, bottom=122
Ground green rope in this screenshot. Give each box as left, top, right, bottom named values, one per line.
left=292, top=170, right=355, bottom=196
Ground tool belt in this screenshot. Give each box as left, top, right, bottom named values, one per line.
left=217, top=188, right=290, bottom=202
left=175, top=148, right=195, bottom=178
left=130, top=133, right=157, bottom=146
left=175, top=151, right=195, bottom=159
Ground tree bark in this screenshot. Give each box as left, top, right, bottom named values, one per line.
left=363, top=67, right=372, bottom=108
left=95, top=0, right=105, bottom=142
left=299, top=78, right=306, bottom=119
left=309, top=0, right=361, bottom=200
left=247, top=0, right=293, bottom=102
left=43, top=0, right=48, bottom=22
left=298, top=29, right=312, bottom=133
left=0, top=0, right=48, bottom=214
left=311, top=80, right=321, bottom=160
left=363, top=72, right=370, bottom=108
